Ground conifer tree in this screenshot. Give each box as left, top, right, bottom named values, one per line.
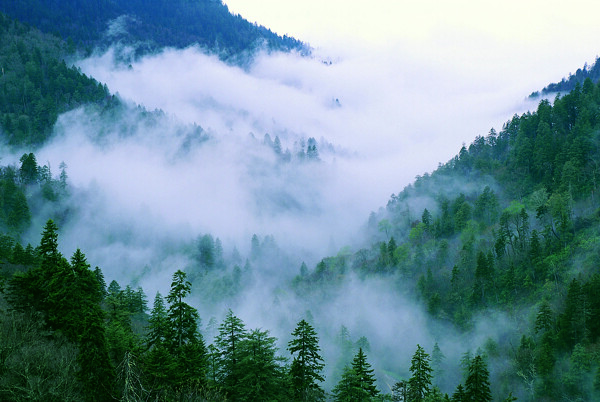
left=166, top=269, right=207, bottom=389
left=451, top=383, right=466, bottom=402
left=332, top=365, right=361, bottom=401
left=215, top=309, right=248, bottom=398
left=351, top=348, right=378, bottom=398
left=465, top=355, right=492, bottom=402
left=431, top=342, right=445, bottom=382
left=288, top=319, right=325, bottom=401
left=408, top=344, right=433, bottom=401
left=146, top=292, right=169, bottom=349
left=237, top=328, right=287, bottom=400
left=332, top=347, right=379, bottom=401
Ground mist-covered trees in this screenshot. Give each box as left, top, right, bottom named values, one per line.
left=0, top=0, right=306, bottom=61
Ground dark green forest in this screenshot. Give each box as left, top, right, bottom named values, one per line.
left=0, top=0, right=306, bottom=59
left=0, top=13, right=117, bottom=146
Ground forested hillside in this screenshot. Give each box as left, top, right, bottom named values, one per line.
left=1, top=75, right=600, bottom=400
left=1, top=3, right=600, bottom=400
left=0, top=0, right=306, bottom=58
left=0, top=13, right=117, bottom=146
left=291, top=78, right=600, bottom=400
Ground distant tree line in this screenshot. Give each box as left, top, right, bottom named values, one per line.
left=531, top=56, right=600, bottom=97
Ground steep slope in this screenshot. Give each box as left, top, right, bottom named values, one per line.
left=0, top=0, right=307, bottom=58
left=0, top=13, right=117, bottom=146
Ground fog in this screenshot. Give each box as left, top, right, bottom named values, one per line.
left=55, top=42, right=539, bottom=258
left=17, top=25, right=588, bottom=393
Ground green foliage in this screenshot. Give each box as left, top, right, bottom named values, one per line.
left=465, top=355, right=492, bottom=402
left=0, top=13, right=115, bottom=146
left=6, top=221, right=115, bottom=400
left=408, top=345, right=433, bottom=401
left=332, top=347, right=379, bottom=401
left=236, top=328, right=288, bottom=401
left=288, top=319, right=326, bottom=401
left=214, top=309, right=248, bottom=398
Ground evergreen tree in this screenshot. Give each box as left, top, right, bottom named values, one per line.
left=146, top=292, right=169, bottom=349
left=237, top=328, right=287, bottom=401
left=408, top=344, right=433, bottom=401
left=332, top=365, right=360, bottom=401
left=465, top=355, right=492, bottom=402
left=451, top=383, right=466, bottom=402
left=288, top=319, right=326, bottom=401
left=351, top=348, right=378, bottom=398
left=215, top=309, right=248, bottom=399
left=431, top=342, right=445, bottom=384
left=332, top=347, right=379, bottom=401
left=392, top=380, right=408, bottom=402
left=166, top=269, right=207, bottom=389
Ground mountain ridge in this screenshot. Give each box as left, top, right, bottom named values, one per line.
left=0, top=0, right=308, bottom=59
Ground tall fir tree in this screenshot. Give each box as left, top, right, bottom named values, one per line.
left=215, top=309, right=248, bottom=399
left=465, top=355, right=492, bottom=402
left=408, top=344, right=433, bottom=401
left=288, top=319, right=325, bottom=401
left=165, top=270, right=207, bottom=389
left=237, top=328, right=288, bottom=401
left=332, top=347, right=378, bottom=401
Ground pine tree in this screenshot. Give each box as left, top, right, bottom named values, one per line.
left=165, top=270, right=207, bottom=389
left=332, top=347, right=379, bottom=401
left=146, top=292, right=169, bottom=349
left=465, top=355, right=492, bottom=402
left=237, top=328, right=287, bottom=401
left=215, top=309, right=248, bottom=399
left=352, top=348, right=378, bottom=397
left=332, top=366, right=362, bottom=401
left=431, top=342, right=445, bottom=385
left=451, top=383, right=466, bottom=402
left=408, top=344, right=433, bottom=401
left=288, top=319, right=325, bottom=401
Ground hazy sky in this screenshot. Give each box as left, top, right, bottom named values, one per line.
left=225, top=0, right=600, bottom=85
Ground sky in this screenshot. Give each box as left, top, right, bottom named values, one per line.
left=225, top=0, right=600, bottom=86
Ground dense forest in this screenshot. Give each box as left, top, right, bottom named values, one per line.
left=0, top=0, right=307, bottom=59
left=0, top=13, right=117, bottom=146
left=1, top=2, right=600, bottom=401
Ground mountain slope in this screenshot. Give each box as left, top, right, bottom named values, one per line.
left=292, top=77, right=600, bottom=400
left=0, top=13, right=117, bottom=146
left=0, top=0, right=307, bottom=58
